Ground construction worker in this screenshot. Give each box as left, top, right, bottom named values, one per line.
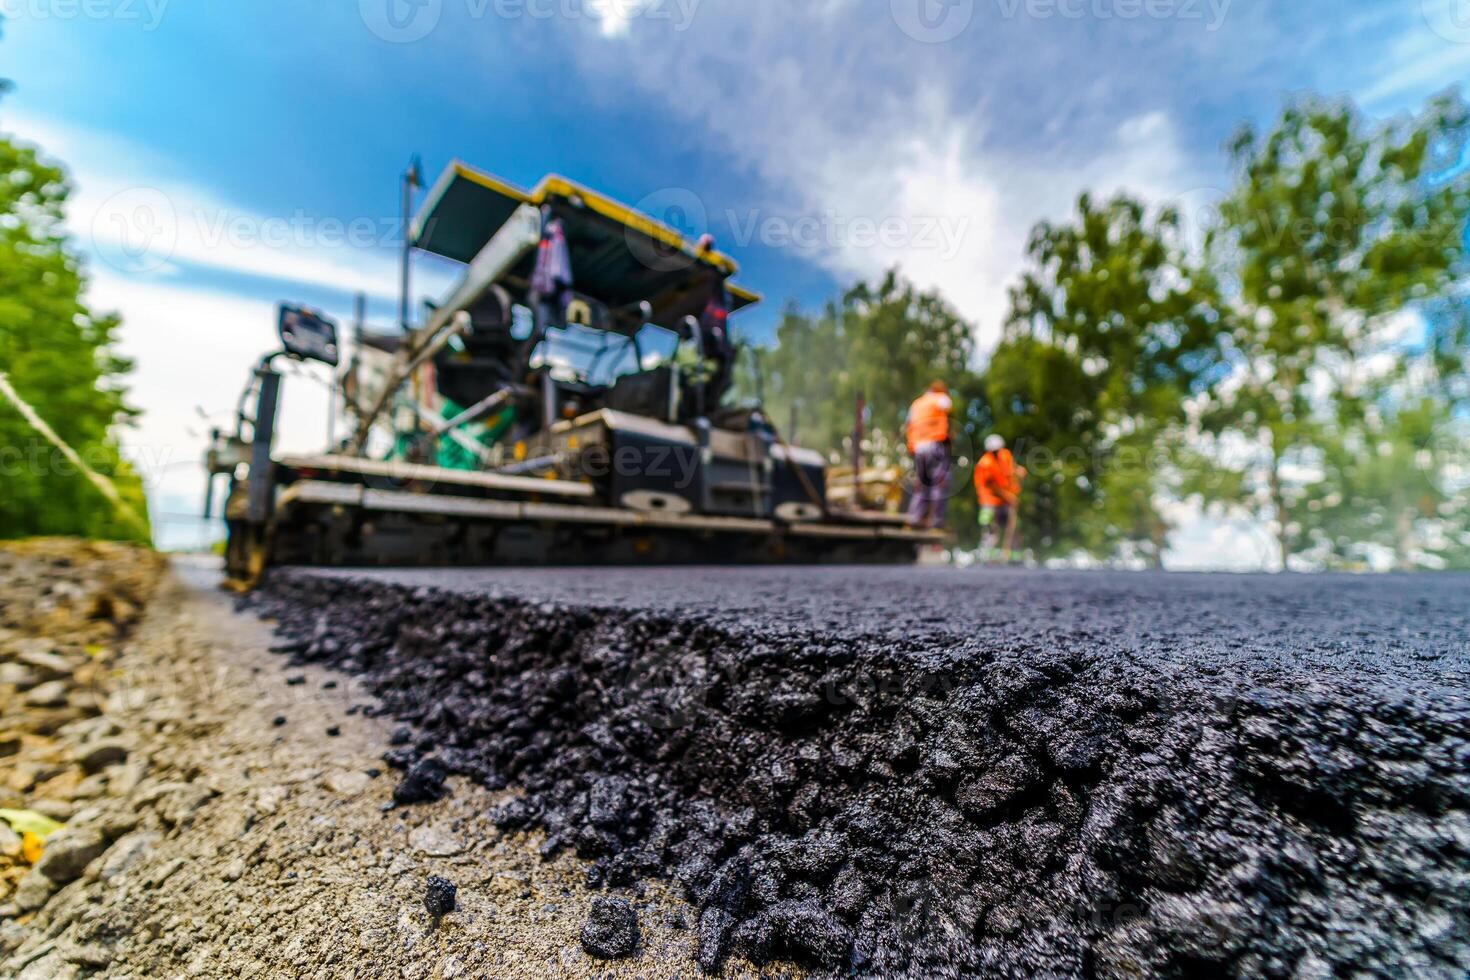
left=696, top=234, right=735, bottom=409
left=531, top=207, right=573, bottom=328
left=975, top=434, right=1025, bottom=562
left=904, top=380, right=953, bottom=529
left=520, top=206, right=573, bottom=376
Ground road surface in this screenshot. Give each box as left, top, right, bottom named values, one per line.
left=249, top=566, right=1470, bottom=977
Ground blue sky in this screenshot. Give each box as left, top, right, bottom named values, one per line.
left=1, top=0, right=1468, bottom=559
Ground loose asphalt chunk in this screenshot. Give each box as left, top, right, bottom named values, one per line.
left=423, top=875, right=457, bottom=920
left=580, top=896, right=639, bottom=959
left=392, top=756, right=449, bottom=807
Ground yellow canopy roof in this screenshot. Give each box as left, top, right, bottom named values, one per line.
left=411, top=162, right=762, bottom=322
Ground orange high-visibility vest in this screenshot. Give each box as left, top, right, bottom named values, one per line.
left=906, top=391, right=952, bottom=453
left=976, top=448, right=1021, bottom=507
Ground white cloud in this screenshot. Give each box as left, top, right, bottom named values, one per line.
left=1163, top=504, right=1280, bottom=572
left=790, top=102, right=1008, bottom=344
left=1361, top=40, right=1470, bottom=107
left=564, top=15, right=1199, bottom=352
left=1357, top=2, right=1470, bottom=107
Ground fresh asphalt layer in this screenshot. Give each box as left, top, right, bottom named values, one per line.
left=263, top=565, right=1470, bottom=975
left=299, top=565, right=1470, bottom=699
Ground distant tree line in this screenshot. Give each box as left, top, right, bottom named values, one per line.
left=746, top=91, right=1470, bottom=568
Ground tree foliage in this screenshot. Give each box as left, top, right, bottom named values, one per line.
left=994, top=193, right=1227, bottom=563
left=1287, top=296, right=1470, bottom=568
left=1201, top=93, right=1470, bottom=568
left=744, top=92, right=1469, bottom=569
left=0, top=125, right=150, bottom=542
left=743, top=271, right=987, bottom=545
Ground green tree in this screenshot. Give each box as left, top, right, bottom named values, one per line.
left=1202, top=93, right=1470, bottom=567
left=752, top=300, right=846, bottom=449
left=0, top=120, right=150, bottom=542
left=981, top=335, right=1098, bottom=557
left=1291, top=298, right=1470, bottom=568
left=995, top=192, right=1227, bottom=564
left=746, top=270, right=986, bottom=545
left=741, top=91, right=1469, bottom=569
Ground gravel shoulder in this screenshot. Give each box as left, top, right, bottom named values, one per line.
left=2, top=548, right=741, bottom=979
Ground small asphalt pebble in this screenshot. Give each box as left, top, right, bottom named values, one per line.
left=424, top=875, right=457, bottom=918
left=285, top=675, right=305, bottom=686
left=392, top=757, right=449, bottom=806
left=580, top=897, right=639, bottom=959
left=325, top=726, right=340, bottom=737
left=322, top=680, right=338, bottom=689
left=271, top=716, right=286, bottom=727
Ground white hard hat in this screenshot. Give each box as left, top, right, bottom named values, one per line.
left=985, top=435, right=1005, bottom=452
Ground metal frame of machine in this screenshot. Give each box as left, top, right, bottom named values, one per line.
left=207, top=163, right=944, bottom=584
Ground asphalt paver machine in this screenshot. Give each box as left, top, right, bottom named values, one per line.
left=207, top=163, right=944, bottom=584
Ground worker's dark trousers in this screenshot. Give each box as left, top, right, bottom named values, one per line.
left=907, top=442, right=951, bottom=528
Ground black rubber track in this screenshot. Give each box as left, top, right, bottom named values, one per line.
left=246, top=567, right=1470, bottom=977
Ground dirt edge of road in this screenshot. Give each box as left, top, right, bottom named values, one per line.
left=3, top=545, right=766, bottom=979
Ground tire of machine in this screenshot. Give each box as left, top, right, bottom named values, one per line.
left=774, top=501, right=824, bottom=523
left=224, top=519, right=249, bottom=579
left=224, top=520, right=269, bottom=589
left=221, top=479, right=274, bottom=587
left=620, top=491, right=693, bottom=515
